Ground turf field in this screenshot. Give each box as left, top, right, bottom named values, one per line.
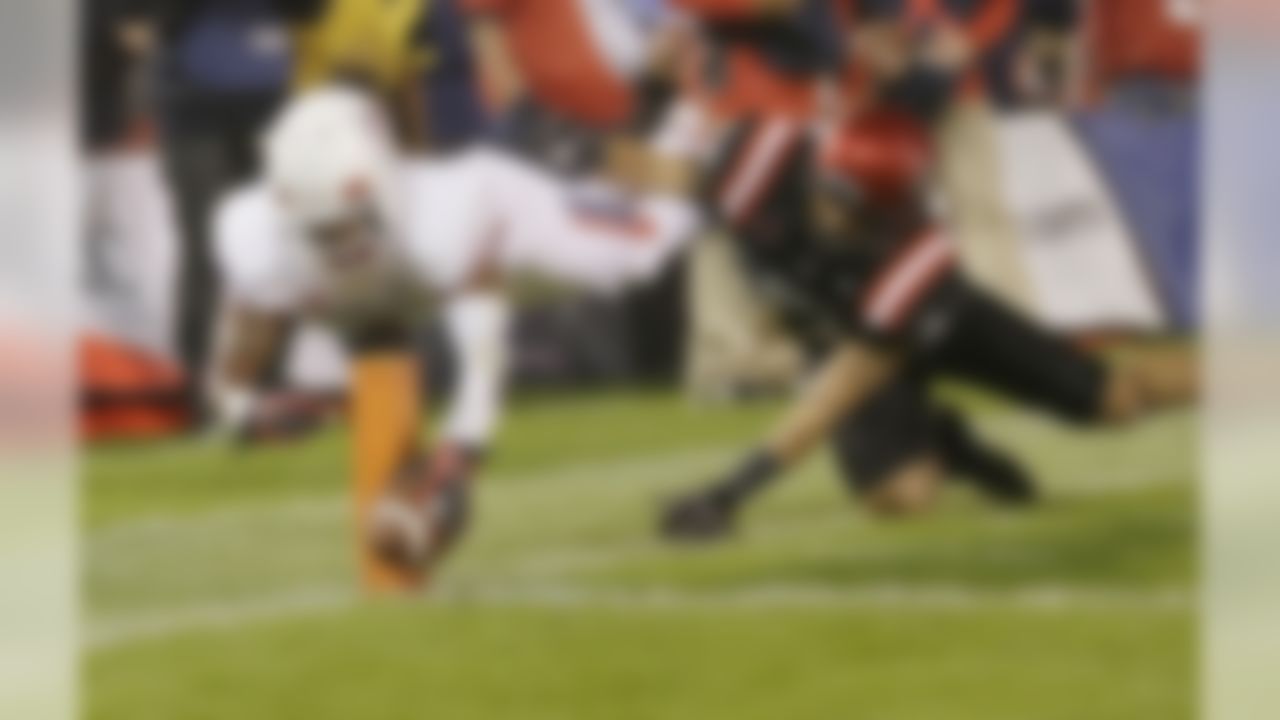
left=85, top=391, right=1196, bottom=719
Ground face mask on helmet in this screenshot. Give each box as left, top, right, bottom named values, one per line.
left=265, top=87, right=400, bottom=266
left=308, top=207, right=389, bottom=269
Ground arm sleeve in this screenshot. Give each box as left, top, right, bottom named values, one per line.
left=442, top=293, right=511, bottom=447
left=492, top=152, right=700, bottom=293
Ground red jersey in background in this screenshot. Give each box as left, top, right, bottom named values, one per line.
left=464, top=0, right=652, bottom=127
left=1084, top=0, right=1199, bottom=94
left=676, top=0, right=853, bottom=120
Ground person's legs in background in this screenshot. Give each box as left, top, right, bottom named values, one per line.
left=937, top=98, right=1037, bottom=312
left=684, top=233, right=804, bottom=402
left=162, top=126, right=260, bottom=418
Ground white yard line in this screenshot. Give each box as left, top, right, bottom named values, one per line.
left=87, top=582, right=1193, bottom=653
left=87, top=586, right=358, bottom=652
left=86, top=417, right=1195, bottom=653
left=435, top=584, right=1194, bottom=614
left=90, top=446, right=739, bottom=543
left=91, top=414, right=1184, bottom=544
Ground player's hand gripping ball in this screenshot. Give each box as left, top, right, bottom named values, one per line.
left=368, top=446, right=475, bottom=576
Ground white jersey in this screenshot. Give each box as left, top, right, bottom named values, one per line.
left=215, top=147, right=698, bottom=330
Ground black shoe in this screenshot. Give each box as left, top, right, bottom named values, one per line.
left=935, top=409, right=1039, bottom=506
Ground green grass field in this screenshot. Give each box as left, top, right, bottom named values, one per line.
left=85, top=391, right=1196, bottom=719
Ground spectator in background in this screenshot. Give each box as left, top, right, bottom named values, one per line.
left=121, top=0, right=317, bottom=418
left=976, top=0, right=1200, bottom=331
left=999, top=0, right=1081, bottom=107
left=1071, top=0, right=1200, bottom=329
left=462, top=0, right=664, bottom=174
left=82, top=0, right=148, bottom=154
left=291, top=0, right=434, bottom=146
left=1005, top=0, right=1198, bottom=111
left=418, top=0, right=492, bottom=150
left=1076, top=0, right=1198, bottom=108
left=81, top=0, right=190, bottom=439
left=464, top=0, right=646, bottom=128
left=82, top=0, right=157, bottom=327
left=291, top=1, right=494, bottom=149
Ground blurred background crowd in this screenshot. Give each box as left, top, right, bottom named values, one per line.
left=79, top=0, right=1200, bottom=440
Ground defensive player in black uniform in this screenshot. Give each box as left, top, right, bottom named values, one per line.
left=661, top=3, right=1195, bottom=537
left=659, top=2, right=997, bottom=528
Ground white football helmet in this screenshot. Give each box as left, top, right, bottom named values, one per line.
left=263, top=85, right=401, bottom=233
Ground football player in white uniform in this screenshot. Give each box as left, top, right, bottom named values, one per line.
left=210, top=85, right=698, bottom=587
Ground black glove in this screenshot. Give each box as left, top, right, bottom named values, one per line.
left=660, top=487, right=737, bottom=543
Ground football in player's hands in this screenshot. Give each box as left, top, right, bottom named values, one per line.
left=660, top=488, right=736, bottom=543
left=368, top=448, right=474, bottom=576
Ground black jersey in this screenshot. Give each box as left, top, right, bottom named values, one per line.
left=704, top=115, right=957, bottom=348
left=705, top=114, right=1109, bottom=435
